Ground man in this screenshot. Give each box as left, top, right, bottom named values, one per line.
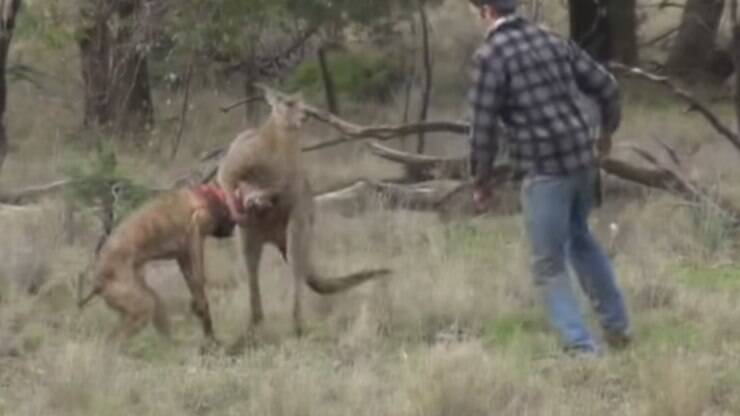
left=467, top=0, right=630, bottom=356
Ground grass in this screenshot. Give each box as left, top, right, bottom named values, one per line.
left=3, top=1, right=740, bottom=414
left=677, top=264, right=740, bottom=292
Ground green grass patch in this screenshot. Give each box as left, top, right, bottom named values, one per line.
left=635, top=314, right=702, bottom=352
left=442, top=218, right=520, bottom=260
left=122, top=332, right=184, bottom=364
left=675, top=264, right=740, bottom=292
left=20, top=322, right=46, bottom=354
left=482, top=311, right=549, bottom=349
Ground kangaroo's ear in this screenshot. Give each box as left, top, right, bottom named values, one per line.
left=255, top=83, right=279, bottom=107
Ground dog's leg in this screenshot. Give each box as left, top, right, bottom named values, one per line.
left=102, top=265, right=157, bottom=343
left=177, top=257, right=214, bottom=341
left=178, top=219, right=216, bottom=341
left=136, top=268, right=170, bottom=340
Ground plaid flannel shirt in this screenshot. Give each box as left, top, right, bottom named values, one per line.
left=468, top=15, right=621, bottom=181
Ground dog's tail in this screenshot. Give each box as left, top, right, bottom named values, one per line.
left=305, top=268, right=390, bottom=295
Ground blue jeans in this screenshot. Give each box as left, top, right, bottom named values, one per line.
left=521, top=167, right=629, bottom=352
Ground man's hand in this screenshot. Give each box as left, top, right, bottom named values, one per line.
left=472, top=177, right=492, bottom=214
left=597, top=134, right=612, bottom=159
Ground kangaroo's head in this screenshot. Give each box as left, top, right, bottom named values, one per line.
left=260, top=84, right=308, bottom=131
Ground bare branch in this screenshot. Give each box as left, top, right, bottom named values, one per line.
left=639, top=1, right=684, bottom=9
left=315, top=178, right=465, bottom=212
left=366, top=141, right=463, bottom=169
left=609, top=62, right=740, bottom=152
left=0, top=179, right=72, bottom=204
left=221, top=94, right=468, bottom=141
left=655, top=138, right=682, bottom=167
left=639, top=26, right=679, bottom=47
left=219, top=95, right=264, bottom=113
left=305, top=108, right=468, bottom=141
left=302, top=136, right=354, bottom=152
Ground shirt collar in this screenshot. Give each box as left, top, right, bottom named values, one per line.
left=485, top=14, right=519, bottom=38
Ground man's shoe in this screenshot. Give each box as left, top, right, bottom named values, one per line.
left=563, top=344, right=601, bottom=359
left=604, top=329, right=632, bottom=350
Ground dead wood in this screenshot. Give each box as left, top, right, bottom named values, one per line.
left=609, top=62, right=740, bottom=152
left=356, top=140, right=740, bottom=223
left=0, top=179, right=72, bottom=205
left=366, top=141, right=468, bottom=180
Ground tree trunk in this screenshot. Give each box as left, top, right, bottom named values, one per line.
left=78, top=0, right=153, bottom=137
left=110, top=0, right=153, bottom=135
left=665, top=0, right=725, bottom=78
left=731, top=0, right=740, bottom=133
left=416, top=0, right=432, bottom=156
left=606, top=0, right=638, bottom=65
left=568, top=0, right=638, bottom=64
left=317, top=46, right=339, bottom=115
left=569, top=0, right=611, bottom=62
left=0, top=0, right=22, bottom=174
left=569, top=0, right=611, bottom=207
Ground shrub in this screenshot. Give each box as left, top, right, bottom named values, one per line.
left=284, top=50, right=405, bottom=103
left=63, top=143, right=154, bottom=231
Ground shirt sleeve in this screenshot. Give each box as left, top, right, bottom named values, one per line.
left=568, top=40, right=622, bottom=135
left=468, top=44, right=506, bottom=183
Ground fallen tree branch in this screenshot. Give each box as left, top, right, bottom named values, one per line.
left=0, top=179, right=73, bottom=204
left=609, top=62, right=740, bottom=152
left=366, top=141, right=468, bottom=180
left=214, top=86, right=740, bottom=221
left=220, top=94, right=469, bottom=141
left=307, top=113, right=469, bottom=141
left=315, top=178, right=470, bottom=214
left=358, top=140, right=740, bottom=223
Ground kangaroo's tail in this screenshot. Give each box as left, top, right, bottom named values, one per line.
left=305, top=268, right=391, bottom=295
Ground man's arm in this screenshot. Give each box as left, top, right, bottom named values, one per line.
left=568, top=40, right=622, bottom=137
left=468, top=45, right=506, bottom=186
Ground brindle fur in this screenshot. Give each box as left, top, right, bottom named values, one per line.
left=79, top=186, right=236, bottom=344
left=217, top=85, right=390, bottom=336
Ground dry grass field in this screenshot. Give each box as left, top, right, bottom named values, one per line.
left=2, top=1, right=740, bottom=415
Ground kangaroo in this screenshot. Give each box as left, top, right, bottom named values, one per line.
left=217, top=85, right=390, bottom=337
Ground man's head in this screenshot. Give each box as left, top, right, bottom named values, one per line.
left=468, top=0, right=517, bottom=22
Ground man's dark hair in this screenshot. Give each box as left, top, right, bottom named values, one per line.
left=468, top=0, right=517, bottom=15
